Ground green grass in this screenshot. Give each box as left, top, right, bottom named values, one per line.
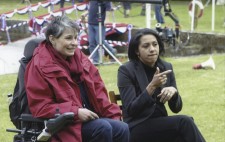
left=0, top=54, right=224, bottom=142
left=0, top=0, right=224, bottom=33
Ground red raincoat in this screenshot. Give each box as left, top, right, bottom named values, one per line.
left=25, top=42, right=121, bottom=142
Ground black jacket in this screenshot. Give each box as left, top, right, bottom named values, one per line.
left=117, top=60, right=182, bottom=129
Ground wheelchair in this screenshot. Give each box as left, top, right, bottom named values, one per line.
left=6, top=38, right=75, bottom=142
left=6, top=112, right=75, bottom=142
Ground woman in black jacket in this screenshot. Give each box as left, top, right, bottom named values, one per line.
left=117, top=28, right=205, bottom=142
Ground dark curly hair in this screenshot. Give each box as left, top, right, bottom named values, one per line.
left=128, top=28, right=165, bottom=61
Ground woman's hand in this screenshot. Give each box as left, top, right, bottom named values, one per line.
left=157, top=87, right=177, bottom=103
left=78, top=108, right=99, bottom=122
left=151, top=67, right=172, bottom=87
left=146, top=67, right=172, bottom=95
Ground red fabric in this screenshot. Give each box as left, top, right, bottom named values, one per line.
left=25, top=41, right=121, bottom=142
left=192, top=64, right=203, bottom=69
left=46, top=42, right=83, bottom=82
left=105, top=23, right=128, bottom=28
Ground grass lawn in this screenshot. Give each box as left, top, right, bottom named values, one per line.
left=0, top=54, right=225, bottom=141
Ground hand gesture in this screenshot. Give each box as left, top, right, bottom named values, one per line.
left=78, top=108, right=99, bottom=122
left=146, top=67, right=172, bottom=95
left=150, top=67, right=172, bottom=88
left=157, top=87, right=177, bottom=103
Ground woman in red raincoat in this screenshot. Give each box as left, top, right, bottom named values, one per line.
left=25, top=16, right=129, bottom=142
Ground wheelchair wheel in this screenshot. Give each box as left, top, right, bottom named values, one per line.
left=13, top=133, right=39, bottom=142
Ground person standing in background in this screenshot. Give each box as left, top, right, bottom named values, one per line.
left=216, top=0, right=225, bottom=27
left=21, top=0, right=31, bottom=3
left=21, top=0, right=31, bottom=4
left=60, top=0, right=65, bottom=9
left=122, top=2, right=131, bottom=18
left=87, top=1, right=116, bottom=65
left=105, top=2, right=114, bottom=23
left=154, top=4, right=164, bottom=24
left=140, top=4, right=146, bottom=16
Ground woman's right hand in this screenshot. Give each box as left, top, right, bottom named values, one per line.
left=146, top=67, right=172, bottom=95
left=78, top=108, right=99, bottom=122
left=152, top=67, right=172, bottom=87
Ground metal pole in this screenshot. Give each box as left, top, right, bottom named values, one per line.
left=212, top=0, right=215, bottom=31
left=88, top=1, right=122, bottom=65
left=191, top=0, right=196, bottom=32
left=146, top=4, right=151, bottom=28
left=98, top=2, right=103, bottom=64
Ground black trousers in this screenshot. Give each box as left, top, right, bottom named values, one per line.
left=130, top=115, right=205, bottom=142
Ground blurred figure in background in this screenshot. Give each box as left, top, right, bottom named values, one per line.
left=21, top=0, right=31, bottom=4
left=60, top=0, right=65, bottom=9
left=154, top=4, right=164, bottom=24
left=105, top=2, right=114, bottom=23
left=140, top=4, right=146, bottom=16
left=216, top=0, right=225, bottom=27
left=87, top=1, right=117, bottom=65
left=122, top=2, right=131, bottom=18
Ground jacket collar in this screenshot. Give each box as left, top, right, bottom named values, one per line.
left=130, top=60, right=149, bottom=91
left=35, top=45, right=92, bottom=84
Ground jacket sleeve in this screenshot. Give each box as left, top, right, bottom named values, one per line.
left=117, top=65, right=156, bottom=117
left=25, top=61, right=80, bottom=121
left=166, top=63, right=183, bottom=113
left=85, top=60, right=121, bottom=120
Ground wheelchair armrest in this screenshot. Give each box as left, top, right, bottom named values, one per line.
left=46, top=112, right=74, bottom=134
left=20, top=114, right=44, bottom=123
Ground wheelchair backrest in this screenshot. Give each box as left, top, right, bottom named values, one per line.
left=9, top=38, right=44, bottom=129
